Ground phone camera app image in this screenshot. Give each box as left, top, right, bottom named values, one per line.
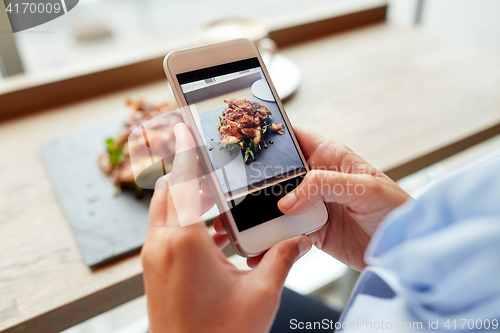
left=178, top=58, right=306, bottom=231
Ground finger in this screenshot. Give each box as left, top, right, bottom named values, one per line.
left=293, top=126, right=352, bottom=171
left=199, top=177, right=216, bottom=216
left=200, top=190, right=216, bottom=214
left=149, top=176, right=169, bottom=225
left=213, top=216, right=227, bottom=235
left=168, top=123, right=205, bottom=227
left=148, top=176, right=183, bottom=228
left=170, top=123, right=203, bottom=186
left=278, top=170, right=373, bottom=216
left=211, top=232, right=229, bottom=250
left=293, top=126, right=330, bottom=161
left=201, top=177, right=213, bottom=197
left=247, top=254, right=264, bottom=269
left=253, top=235, right=312, bottom=289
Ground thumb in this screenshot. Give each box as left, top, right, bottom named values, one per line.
left=254, top=235, right=312, bottom=289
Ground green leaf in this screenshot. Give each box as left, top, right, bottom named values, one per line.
left=252, top=104, right=261, bottom=111
left=244, top=146, right=256, bottom=162
left=113, top=185, right=120, bottom=197
left=262, top=124, right=269, bottom=133
left=105, top=138, right=114, bottom=149
left=105, top=138, right=123, bottom=166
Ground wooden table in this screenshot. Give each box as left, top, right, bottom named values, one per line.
left=2, top=23, right=500, bottom=333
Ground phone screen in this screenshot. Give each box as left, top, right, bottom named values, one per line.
left=177, top=58, right=306, bottom=231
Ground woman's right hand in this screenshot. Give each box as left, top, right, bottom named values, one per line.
left=214, top=127, right=410, bottom=271
left=276, top=127, right=410, bottom=270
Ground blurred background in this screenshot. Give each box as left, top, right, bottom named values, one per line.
left=2, top=0, right=500, bottom=79
left=2, top=1, right=500, bottom=332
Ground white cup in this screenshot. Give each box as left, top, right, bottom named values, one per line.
left=199, top=18, right=277, bottom=66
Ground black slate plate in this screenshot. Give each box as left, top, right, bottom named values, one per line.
left=40, top=121, right=152, bottom=268
left=200, top=98, right=304, bottom=193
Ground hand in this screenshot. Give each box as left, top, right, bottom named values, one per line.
left=141, top=123, right=313, bottom=333
left=278, top=127, right=410, bottom=270
left=214, top=127, right=409, bottom=271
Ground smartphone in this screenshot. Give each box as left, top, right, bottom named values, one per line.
left=164, top=38, right=328, bottom=257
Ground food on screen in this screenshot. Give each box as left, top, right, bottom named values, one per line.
left=217, top=99, right=284, bottom=162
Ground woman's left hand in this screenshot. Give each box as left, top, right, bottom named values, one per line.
left=141, top=123, right=312, bottom=333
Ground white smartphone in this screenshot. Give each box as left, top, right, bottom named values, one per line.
left=164, top=38, right=328, bottom=257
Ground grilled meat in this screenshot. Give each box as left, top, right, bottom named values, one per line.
left=271, top=123, right=285, bottom=135
left=217, top=99, right=284, bottom=162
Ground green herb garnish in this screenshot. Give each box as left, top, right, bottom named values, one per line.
left=218, top=121, right=226, bottom=132
left=113, top=185, right=120, bottom=197
left=252, top=104, right=261, bottom=113
left=244, top=140, right=261, bottom=162
left=244, top=146, right=255, bottom=162
left=105, top=138, right=123, bottom=166
left=261, top=116, right=272, bottom=133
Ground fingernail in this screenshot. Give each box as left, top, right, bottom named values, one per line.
left=173, top=123, right=181, bottom=137
left=298, top=237, right=312, bottom=256
left=279, top=192, right=297, bottom=210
